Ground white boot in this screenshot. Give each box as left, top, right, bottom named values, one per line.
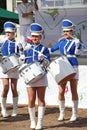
left=11, top=97, right=18, bottom=117
left=28, top=107, right=36, bottom=129
left=35, top=106, right=45, bottom=130
left=70, top=100, right=78, bottom=122
left=58, top=100, right=65, bottom=121
left=1, top=97, right=9, bottom=118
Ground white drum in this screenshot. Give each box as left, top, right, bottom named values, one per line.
left=48, top=56, right=76, bottom=84
left=19, top=62, right=46, bottom=84
left=1, top=54, right=19, bottom=74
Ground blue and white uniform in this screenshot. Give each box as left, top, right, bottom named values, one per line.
left=20, top=22, right=51, bottom=87
left=0, top=21, right=20, bottom=79
left=1, top=39, right=19, bottom=56
left=23, top=43, right=50, bottom=87
left=50, top=37, right=82, bottom=79
left=50, top=38, right=81, bottom=66
left=24, top=43, right=50, bottom=64
left=49, top=19, right=82, bottom=80
left=0, top=39, right=20, bottom=79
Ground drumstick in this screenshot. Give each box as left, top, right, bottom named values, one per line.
left=20, top=50, right=47, bottom=60
left=30, top=47, right=47, bottom=58
left=67, top=34, right=75, bottom=39
left=24, top=44, right=47, bottom=58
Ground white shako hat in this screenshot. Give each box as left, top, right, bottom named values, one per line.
left=4, top=21, right=16, bottom=32
left=62, top=19, right=75, bottom=31
left=30, top=23, right=43, bottom=36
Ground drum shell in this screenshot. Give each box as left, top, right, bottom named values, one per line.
left=48, top=56, right=76, bottom=85
left=1, top=54, right=19, bottom=74
left=19, top=62, right=46, bottom=84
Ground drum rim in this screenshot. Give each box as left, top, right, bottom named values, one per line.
left=25, top=72, right=46, bottom=84
left=19, top=61, right=40, bottom=72
left=3, top=65, right=19, bottom=74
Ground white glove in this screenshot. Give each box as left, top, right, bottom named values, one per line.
left=74, top=38, right=80, bottom=48
left=74, top=38, right=79, bottom=44
left=24, top=44, right=32, bottom=51
left=38, top=52, right=45, bottom=60
left=19, top=54, right=25, bottom=65
left=20, top=54, right=25, bottom=59
left=74, top=38, right=81, bottom=55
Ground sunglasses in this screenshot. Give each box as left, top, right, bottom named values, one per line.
left=63, top=30, right=73, bottom=32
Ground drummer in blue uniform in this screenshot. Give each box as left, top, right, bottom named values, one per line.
left=0, top=22, right=20, bottom=118
left=20, top=23, right=50, bottom=129
left=49, top=19, right=82, bottom=122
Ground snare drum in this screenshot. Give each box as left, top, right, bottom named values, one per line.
left=1, top=54, right=19, bottom=74
left=48, top=56, right=76, bottom=84
left=19, top=61, right=46, bottom=84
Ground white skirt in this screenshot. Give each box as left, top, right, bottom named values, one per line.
left=73, top=66, right=79, bottom=79
left=0, top=66, right=19, bottom=79
left=26, top=74, right=48, bottom=87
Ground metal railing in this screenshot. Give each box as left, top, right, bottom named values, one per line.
left=39, top=0, right=87, bottom=8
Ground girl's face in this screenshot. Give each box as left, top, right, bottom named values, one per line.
left=31, top=35, right=42, bottom=45
left=63, top=30, right=73, bottom=39
left=5, top=32, right=15, bottom=40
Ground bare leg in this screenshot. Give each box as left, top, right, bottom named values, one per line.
left=11, top=78, right=18, bottom=117
left=36, top=86, right=46, bottom=130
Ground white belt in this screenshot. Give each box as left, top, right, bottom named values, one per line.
left=66, top=55, right=76, bottom=58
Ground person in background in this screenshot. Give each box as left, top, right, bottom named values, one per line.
left=16, top=0, right=38, bottom=47
left=20, top=23, right=50, bottom=129
left=49, top=19, right=82, bottom=122
left=0, top=21, right=20, bottom=118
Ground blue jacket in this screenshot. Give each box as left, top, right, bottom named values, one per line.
left=50, top=38, right=82, bottom=66
left=1, top=39, right=19, bottom=56
left=24, top=43, right=50, bottom=64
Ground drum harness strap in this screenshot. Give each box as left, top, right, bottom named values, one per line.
left=23, top=45, right=45, bottom=61
left=66, top=55, right=76, bottom=58
left=32, top=45, right=45, bottom=61
left=64, top=40, right=76, bottom=58
left=40, top=46, right=45, bottom=55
